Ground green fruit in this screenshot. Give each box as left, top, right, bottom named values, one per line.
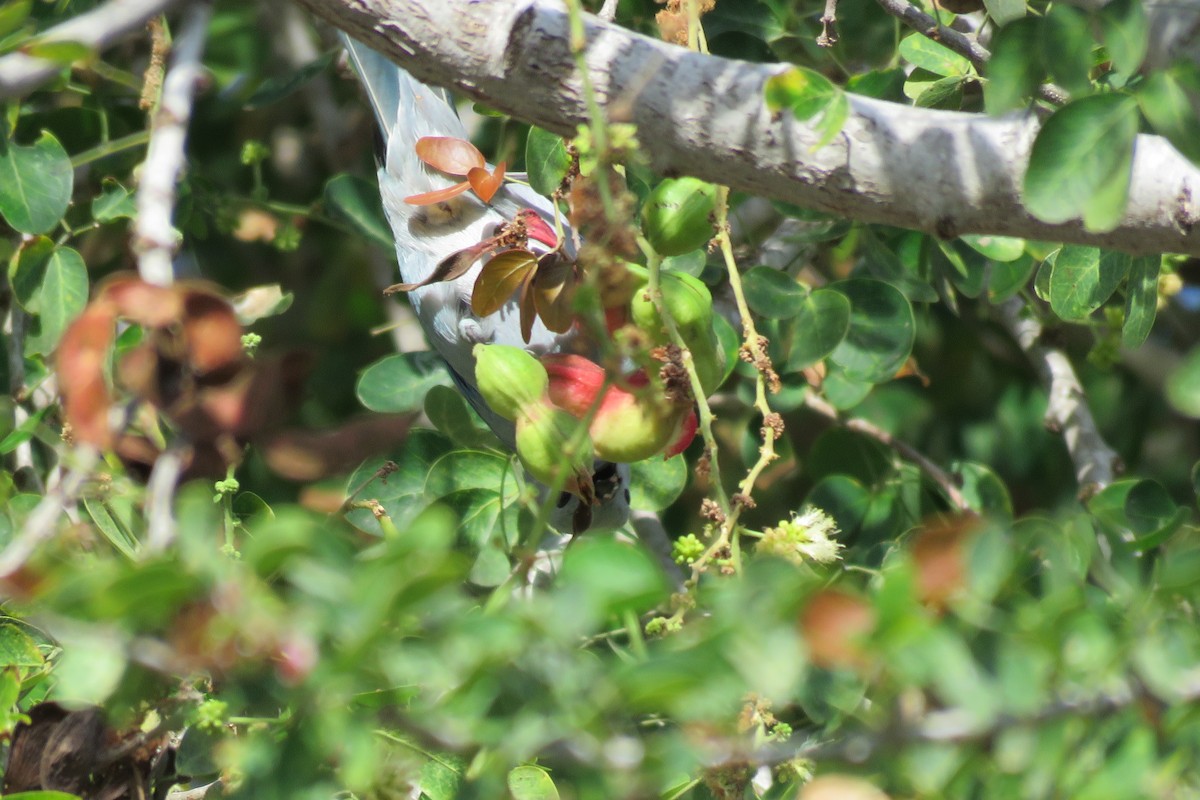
left=630, top=273, right=726, bottom=395
left=515, top=402, right=594, bottom=490
left=588, top=385, right=690, bottom=463
left=641, top=177, right=717, bottom=256
left=473, top=344, right=548, bottom=421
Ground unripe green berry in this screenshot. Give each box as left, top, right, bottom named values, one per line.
left=473, top=344, right=549, bottom=421
left=641, top=177, right=717, bottom=256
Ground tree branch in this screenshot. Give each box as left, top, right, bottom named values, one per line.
left=291, top=0, right=1200, bottom=256
left=134, top=0, right=213, bottom=286
left=997, top=298, right=1120, bottom=495
left=0, top=0, right=186, bottom=100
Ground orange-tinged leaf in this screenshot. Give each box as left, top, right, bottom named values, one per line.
left=415, top=136, right=485, bottom=175
left=99, top=274, right=182, bottom=327
left=180, top=289, right=245, bottom=376
left=468, top=162, right=505, bottom=203
left=533, top=253, right=576, bottom=333
left=404, top=180, right=471, bottom=205
left=57, top=304, right=118, bottom=448
left=472, top=249, right=537, bottom=316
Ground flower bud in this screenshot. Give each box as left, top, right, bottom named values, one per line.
left=641, top=177, right=717, bottom=256
left=473, top=344, right=548, bottom=421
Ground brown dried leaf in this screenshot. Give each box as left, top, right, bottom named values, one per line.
left=798, top=589, right=876, bottom=670
left=912, top=515, right=978, bottom=610
left=519, top=261, right=539, bottom=343
left=471, top=249, right=537, bottom=316
left=57, top=304, right=117, bottom=448
left=387, top=241, right=491, bottom=294
left=533, top=253, right=576, bottom=333
left=468, top=162, right=505, bottom=203
left=415, top=136, right=485, bottom=175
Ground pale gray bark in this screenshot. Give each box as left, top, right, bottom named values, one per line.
left=291, top=0, right=1200, bottom=256
left=0, top=0, right=186, bottom=98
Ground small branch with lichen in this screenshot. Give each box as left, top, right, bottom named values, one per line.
left=997, top=297, right=1119, bottom=495
left=817, top=0, right=839, bottom=47
left=134, top=1, right=213, bottom=287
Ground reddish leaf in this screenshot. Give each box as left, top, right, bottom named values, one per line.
left=665, top=410, right=698, bottom=457
left=180, top=289, right=245, bottom=377
left=520, top=209, right=559, bottom=248
left=386, top=240, right=497, bottom=294
left=519, top=263, right=538, bottom=344
left=543, top=354, right=607, bottom=417
left=99, top=275, right=181, bottom=328
left=57, top=304, right=117, bottom=448
left=471, top=249, right=537, bottom=316
left=468, top=162, right=505, bottom=203
left=415, top=136, right=486, bottom=175
left=404, top=180, right=471, bottom=206
left=533, top=253, right=576, bottom=333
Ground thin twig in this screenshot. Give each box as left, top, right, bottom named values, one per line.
left=597, top=0, right=619, bottom=23
left=817, top=0, right=839, bottom=47
left=804, top=393, right=972, bottom=513
left=997, top=297, right=1119, bottom=495
left=133, top=1, right=214, bottom=287
left=872, top=0, right=1068, bottom=105
left=0, top=0, right=186, bottom=100
left=0, top=448, right=99, bottom=577
left=144, top=443, right=187, bottom=552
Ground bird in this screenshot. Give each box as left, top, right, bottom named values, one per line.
left=340, top=36, right=631, bottom=533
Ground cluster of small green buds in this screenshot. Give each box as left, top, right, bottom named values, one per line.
left=672, top=533, right=706, bottom=565
left=758, top=506, right=842, bottom=566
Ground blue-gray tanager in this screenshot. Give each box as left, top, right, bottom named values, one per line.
left=341, top=37, right=630, bottom=533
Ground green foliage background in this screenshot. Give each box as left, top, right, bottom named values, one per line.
left=2, top=0, right=1200, bottom=798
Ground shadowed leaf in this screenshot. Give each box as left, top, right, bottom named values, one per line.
left=472, top=249, right=537, bottom=316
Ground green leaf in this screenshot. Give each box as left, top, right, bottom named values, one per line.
left=1137, top=68, right=1200, bottom=164
left=83, top=499, right=139, bottom=560
left=343, top=430, right=454, bottom=534
left=713, top=313, right=739, bottom=387
left=1024, top=95, right=1139, bottom=232
left=12, top=245, right=88, bottom=355
left=0, top=1, right=31, bottom=39
left=1097, top=0, right=1148, bottom=76
left=913, top=76, right=964, bottom=110
left=786, top=289, right=850, bottom=371
left=557, top=536, right=668, bottom=619
left=1, top=792, right=83, bottom=800
left=0, top=131, right=72, bottom=234
left=1168, top=345, right=1200, bottom=418
left=763, top=67, right=846, bottom=149
left=1122, top=255, right=1159, bottom=348
left=898, top=34, right=971, bottom=77
left=24, top=40, right=93, bottom=65
left=742, top=266, right=804, bottom=320
left=508, top=765, right=561, bottom=800
left=0, top=405, right=50, bottom=454
left=1040, top=5, right=1094, bottom=97
left=246, top=51, right=335, bottom=108
left=630, top=454, right=687, bottom=511
left=662, top=249, right=706, bottom=277
left=1048, top=246, right=1128, bottom=321
left=829, top=278, right=916, bottom=384
left=985, top=18, right=1042, bottom=114
left=525, top=126, right=570, bottom=197
left=425, top=450, right=518, bottom=501
left=356, top=352, right=453, bottom=413
left=987, top=254, right=1037, bottom=303
left=961, top=234, right=1025, bottom=263
left=324, top=173, right=393, bottom=249
left=0, top=622, right=44, bottom=667
left=954, top=461, right=1013, bottom=519
left=1125, top=479, right=1187, bottom=549
left=821, top=366, right=873, bottom=409
left=91, top=178, right=137, bottom=222
left=424, top=384, right=501, bottom=450
left=982, top=0, right=1024, bottom=25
